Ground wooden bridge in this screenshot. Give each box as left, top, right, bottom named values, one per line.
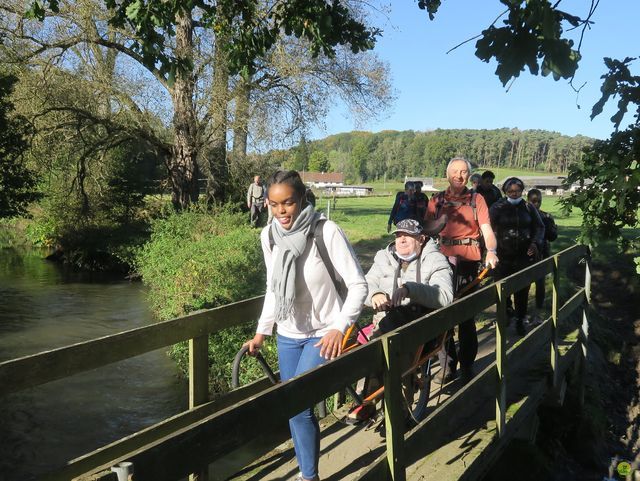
left=0, top=244, right=591, bottom=481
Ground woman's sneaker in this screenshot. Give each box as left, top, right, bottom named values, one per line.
left=292, top=474, right=320, bottom=481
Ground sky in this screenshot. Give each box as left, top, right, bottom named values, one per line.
left=311, top=1, right=639, bottom=142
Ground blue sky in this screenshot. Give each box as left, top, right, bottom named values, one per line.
left=312, top=1, right=639, bottom=142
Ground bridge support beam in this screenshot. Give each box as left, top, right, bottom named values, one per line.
left=383, top=333, right=406, bottom=481
left=495, top=281, right=507, bottom=438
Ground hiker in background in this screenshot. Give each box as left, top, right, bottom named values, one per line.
left=490, top=178, right=545, bottom=336
left=469, top=173, right=482, bottom=192
left=426, top=157, right=499, bottom=385
left=414, top=181, right=429, bottom=222
left=527, top=188, right=558, bottom=325
left=247, top=175, right=266, bottom=227
left=476, top=170, right=503, bottom=208
left=243, top=170, right=367, bottom=481
left=387, top=181, right=416, bottom=232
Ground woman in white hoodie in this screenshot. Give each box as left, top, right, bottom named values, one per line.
left=244, top=170, right=367, bottom=481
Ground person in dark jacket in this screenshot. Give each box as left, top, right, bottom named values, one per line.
left=527, top=188, right=558, bottom=324
left=476, top=170, right=503, bottom=208
left=489, top=177, right=545, bottom=335
left=387, top=181, right=416, bottom=232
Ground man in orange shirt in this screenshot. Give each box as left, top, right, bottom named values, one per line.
left=426, top=157, right=499, bottom=384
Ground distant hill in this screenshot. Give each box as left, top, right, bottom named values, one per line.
left=265, top=128, right=593, bottom=184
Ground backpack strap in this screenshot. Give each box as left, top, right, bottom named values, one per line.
left=314, top=219, right=348, bottom=300
left=435, top=190, right=478, bottom=222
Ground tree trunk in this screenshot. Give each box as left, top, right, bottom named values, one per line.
left=169, top=10, right=200, bottom=210
left=205, top=31, right=230, bottom=203
left=232, top=75, right=251, bottom=162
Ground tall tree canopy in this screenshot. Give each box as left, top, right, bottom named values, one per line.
left=11, top=0, right=388, bottom=210
left=0, top=72, right=41, bottom=218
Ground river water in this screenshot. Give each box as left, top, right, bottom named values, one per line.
left=0, top=247, right=187, bottom=481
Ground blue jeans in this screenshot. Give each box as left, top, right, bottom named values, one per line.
left=277, top=334, right=326, bottom=479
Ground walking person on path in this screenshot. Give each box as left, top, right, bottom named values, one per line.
left=425, top=157, right=499, bottom=384
left=526, top=188, right=557, bottom=325
left=490, top=178, right=545, bottom=335
left=243, top=170, right=367, bottom=481
left=475, top=170, right=503, bottom=208
left=247, top=175, right=266, bottom=227
left=387, top=181, right=417, bottom=233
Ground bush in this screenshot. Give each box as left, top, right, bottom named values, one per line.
left=135, top=205, right=275, bottom=394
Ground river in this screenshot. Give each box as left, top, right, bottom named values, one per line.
left=0, top=247, right=187, bottom=481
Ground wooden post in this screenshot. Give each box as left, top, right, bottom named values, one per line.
left=382, top=333, right=406, bottom=481
left=550, top=255, right=560, bottom=389
left=189, top=335, right=209, bottom=480
left=495, top=281, right=507, bottom=438
left=578, top=251, right=591, bottom=407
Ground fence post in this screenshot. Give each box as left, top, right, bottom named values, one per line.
left=495, top=281, right=507, bottom=438
left=578, top=249, right=591, bottom=407
left=550, top=254, right=560, bottom=389
left=189, top=335, right=210, bottom=480
left=382, top=333, right=406, bottom=481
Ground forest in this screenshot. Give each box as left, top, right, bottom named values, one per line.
left=272, top=128, right=593, bottom=182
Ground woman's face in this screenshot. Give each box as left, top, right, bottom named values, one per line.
left=268, top=183, right=302, bottom=230
left=504, top=182, right=523, bottom=200
left=395, top=232, right=424, bottom=257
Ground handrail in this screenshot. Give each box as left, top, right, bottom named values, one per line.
left=4, top=244, right=590, bottom=481
left=0, top=296, right=265, bottom=397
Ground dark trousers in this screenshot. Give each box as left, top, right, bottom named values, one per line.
left=496, top=257, right=534, bottom=319
left=445, top=260, right=480, bottom=372
left=250, top=202, right=263, bottom=227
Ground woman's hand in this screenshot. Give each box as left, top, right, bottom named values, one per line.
left=527, top=243, right=539, bottom=258
left=391, top=285, right=409, bottom=307
left=371, top=292, right=391, bottom=311
left=243, top=333, right=266, bottom=356
left=314, top=329, right=344, bottom=360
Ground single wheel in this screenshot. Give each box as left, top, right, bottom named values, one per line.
left=231, top=345, right=279, bottom=389
left=404, top=357, right=432, bottom=423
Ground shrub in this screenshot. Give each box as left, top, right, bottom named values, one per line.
left=135, top=205, right=274, bottom=394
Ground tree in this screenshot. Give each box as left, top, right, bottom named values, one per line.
left=419, top=1, right=638, bottom=267
left=308, top=150, right=329, bottom=172
left=0, top=72, right=41, bottom=218
left=20, top=0, right=381, bottom=209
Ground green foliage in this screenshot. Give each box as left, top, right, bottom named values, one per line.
left=562, top=57, right=640, bottom=272
left=421, top=1, right=584, bottom=86
left=29, top=1, right=379, bottom=80
left=308, top=150, right=329, bottom=172
left=136, top=206, right=265, bottom=319
left=591, top=57, right=640, bottom=129
left=135, top=206, right=270, bottom=393
left=279, top=128, right=591, bottom=182
left=0, top=73, right=41, bottom=218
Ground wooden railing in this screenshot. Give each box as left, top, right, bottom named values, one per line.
left=0, top=244, right=591, bottom=481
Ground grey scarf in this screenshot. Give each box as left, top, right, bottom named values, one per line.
left=270, top=204, right=321, bottom=321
